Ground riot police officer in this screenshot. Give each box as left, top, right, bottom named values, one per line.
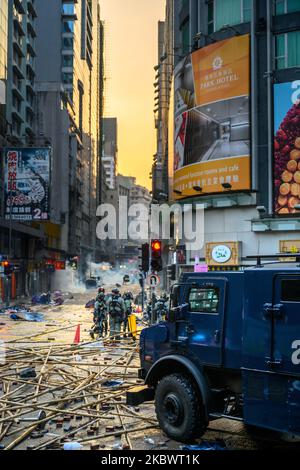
left=107, top=288, right=125, bottom=341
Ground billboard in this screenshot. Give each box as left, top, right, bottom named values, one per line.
left=173, top=34, right=251, bottom=198
left=4, top=147, right=51, bottom=221
left=274, top=81, right=300, bottom=215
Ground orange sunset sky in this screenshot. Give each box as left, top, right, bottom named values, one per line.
left=100, top=0, right=166, bottom=189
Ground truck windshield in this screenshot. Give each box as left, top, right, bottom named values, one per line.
left=188, top=287, right=219, bottom=313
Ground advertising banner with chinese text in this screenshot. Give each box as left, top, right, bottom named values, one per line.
left=4, top=147, right=50, bottom=221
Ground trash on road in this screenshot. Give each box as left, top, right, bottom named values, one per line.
left=181, top=441, right=227, bottom=451
left=63, top=442, right=83, bottom=450
left=102, top=379, right=124, bottom=388
left=19, top=367, right=37, bottom=379
left=10, top=311, right=44, bottom=322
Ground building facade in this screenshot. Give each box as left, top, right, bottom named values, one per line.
left=35, top=0, right=103, bottom=278
left=152, top=0, right=174, bottom=204
left=6, top=0, right=37, bottom=141
left=160, top=0, right=300, bottom=284
left=102, top=117, right=118, bottom=190
left=0, top=0, right=8, bottom=215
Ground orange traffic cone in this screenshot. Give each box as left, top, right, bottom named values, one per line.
left=73, top=324, right=81, bottom=344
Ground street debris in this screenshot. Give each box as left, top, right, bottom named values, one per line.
left=85, top=300, right=95, bottom=309
left=10, top=312, right=44, bottom=322
left=102, top=380, right=124, bottom=388
left=0, top=309, right=159, bottom=451
left=181, top=440, right=227, bottom=451
left=63, top=442, right=83, bottom=450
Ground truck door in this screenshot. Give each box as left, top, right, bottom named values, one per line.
left=272, top=274, right=300, bottom=375
left=185, top=278, right=226, bottom=366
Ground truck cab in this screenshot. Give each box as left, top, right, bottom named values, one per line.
left=128, top=263, right=300, bottom=442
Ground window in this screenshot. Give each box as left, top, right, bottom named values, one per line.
left=62, top=37, right=73, bottom=50
left=62, top=54, right=73, bottom=68
left=181, top=19, right=190, bottom=56
left=62, top=72, right=73, bottom=84
left=62, top=3, right=75, bottom=15
left=213, top=0, right=252, bottom=32
left=275, top=0, right=300, bottom=15
left=208, top=1, right=214, bottom=35
left=62, top=20, right=74, bottom=33
left=281, top=279, right=300, bottom=301
left=275, top=31, right=300, bottom=69
left=188, top=287, right=219, bottom=313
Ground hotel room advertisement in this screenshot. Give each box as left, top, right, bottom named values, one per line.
left=173, top=34, right=251, bottom=199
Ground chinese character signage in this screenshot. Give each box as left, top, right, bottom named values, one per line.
left=274, top=81, right=300, bottom=215
left=173, top=35, right=251, bottom=198
left=4, top=148, right=51, bottom=221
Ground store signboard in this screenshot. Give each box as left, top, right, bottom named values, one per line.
left=206, top=242, right=240, bottom=267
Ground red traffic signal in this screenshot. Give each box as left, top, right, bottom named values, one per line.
left=151, top=240, right=161, bottom=253
left=2, top=261, right=13, bottom=275
left=151, top=240, right=162, bottom=272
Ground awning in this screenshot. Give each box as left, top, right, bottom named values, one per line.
left=0, top=219, right=45, bottom=238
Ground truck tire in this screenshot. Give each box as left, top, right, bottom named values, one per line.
left=155, top=373, right=207, bottom=442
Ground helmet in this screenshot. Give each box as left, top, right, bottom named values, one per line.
left=112, top=288, right=120, bottom=296
left=98, top=287, right=105, bottom=294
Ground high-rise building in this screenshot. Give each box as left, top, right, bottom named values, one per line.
left=163, top=0, right=300, bottom=284
left=102, top=117, right=118, bottom=190
left=35, top=0, right=103, bottom=274
left=6, top=0, right=37, bottom=141
left=152, top=1, right=174, bottom=203
left=0, top=0, right=8, bottom=215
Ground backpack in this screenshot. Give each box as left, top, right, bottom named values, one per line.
left=109, top=296, right=123, bottom=317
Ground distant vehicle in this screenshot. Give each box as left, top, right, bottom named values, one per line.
left=85, top=279, right=97, bottom=290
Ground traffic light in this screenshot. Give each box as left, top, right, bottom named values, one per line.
left=2, top=261, right=13, bottom=276
left=138, top=243, right=149, bottom=272
left=151, top=239, right=163, bottom=272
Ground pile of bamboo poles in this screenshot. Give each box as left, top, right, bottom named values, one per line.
left=0, top=334, right=158, bottom=450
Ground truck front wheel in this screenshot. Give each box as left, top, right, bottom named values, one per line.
left=155, top=373, right=207, bottom=442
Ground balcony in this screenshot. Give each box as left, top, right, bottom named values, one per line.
left=14, top=0, right=26, bottom=14
left=27, top=39, right=36, bottom=57
left=12, top=83, right=24, bottom=101
left=26, top=61, right=35, bottom=77
left=13, top=62, right=25, bottom=80
left=27, top=1, right=37, bottom=18
left=12, top=109, right=24, bottom=124
left=26, top=78, right=35, bottom=93
left=27, top=21, right=36, bottom=38
left=13, top=37, right=24, bottom=56
left=13, top=18, right=26, bottom=36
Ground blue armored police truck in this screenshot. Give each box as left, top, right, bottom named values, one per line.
left=127, top=257, right=300, bottom=442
